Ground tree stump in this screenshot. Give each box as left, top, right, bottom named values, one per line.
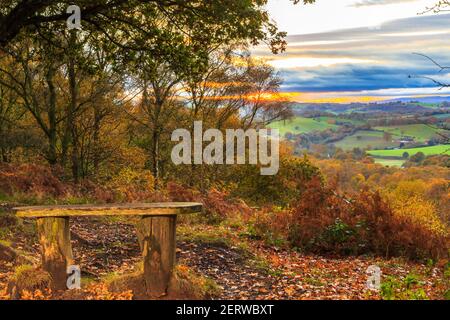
left=36, top=217, right=73, bottom=290
left=136, top=215, right=176, bottom=297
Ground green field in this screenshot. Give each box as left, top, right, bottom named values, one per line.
left=269, top=116, right=339, bottom=136
left=367, top=144, right=450, bottom=158
left=433, top=113, right=450, bottom=119
left=333, top=130, right=399, bottom=151
left=410, top=102, right=441, bottom=109
left=314, top=116, right=366, bottom=126
left=374, top=124, right=441, bottom=142
left=374, top=159, right=405, bottom=167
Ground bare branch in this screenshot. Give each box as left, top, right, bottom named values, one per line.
left=408, top=74, right=450, bottom=90
left=412, top=52, right=450, bottom=73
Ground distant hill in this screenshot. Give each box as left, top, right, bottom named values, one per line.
left=292, top=101, right=434, bottom=115
left=381, top=96, right=450, bottom=104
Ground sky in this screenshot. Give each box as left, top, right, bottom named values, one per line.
left=253, top=0, right=450, bottom=103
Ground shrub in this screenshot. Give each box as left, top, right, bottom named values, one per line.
left=105, top=167, right=156, bottom=202
left=250, top=207, right=290, bottom=246
left=228, top=155, right=321, bottom=206
left=257, top=178, right=449, bottom=260
left=0, top=163, right=69, bottom=199
left=167, top=182, right=252, bottom=223
left=0, top=163, right=167, bottom=204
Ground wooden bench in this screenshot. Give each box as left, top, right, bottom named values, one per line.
left=13, top=202, right=202, bottom=296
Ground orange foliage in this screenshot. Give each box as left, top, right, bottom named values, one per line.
left=0, top=163, right=69, bottom=198
left=167, top=182, right=252, bottom=221
left=255, top=177, right=449, bottom=260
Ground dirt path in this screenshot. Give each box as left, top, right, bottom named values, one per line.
left=69, top=218, right=285, bottom=299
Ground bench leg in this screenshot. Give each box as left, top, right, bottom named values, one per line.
left=136, top=215, right=176, bottom=297
left=36, top=217, right=73, bottom=290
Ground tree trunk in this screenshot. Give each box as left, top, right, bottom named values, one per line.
left=136, top=215, right=176, bottom=297
left=151, top=129, right=160, bottom=182
left=46, top=63, right=58, bottom=165
left=93, top=107, right=101, bottom=175
left=68, top=31, right=80, bottom=183
left=36, top=217, right=73, bottom=291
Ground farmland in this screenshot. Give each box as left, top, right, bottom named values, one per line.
left=269, top=116, right=339, bottom=136
left=272, top=110, right=449, bottom=166
left=374, top=124, right=442, bottom=142
left=367, top=144, right=450, bottom=158
left=373, top=159, right=406, bottom=167
left=333, top=130, right=399, bottom=151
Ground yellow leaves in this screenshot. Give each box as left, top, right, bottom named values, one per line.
left=390, top=180, right=428, bottom=198
left=0, top=288, right=10, bottom=300
left=284, top=286, right=296, bottom=296
left=351, top=173, right=366, bottom=188
left=84, top=283, right=133, bottom=300
left=2, top=281, right=133, bottom=300
left=107, top=167, right=155, bottom=194
left=176, top=264, right=190, bottom=276
left=106, top=146, right=150, bottom=174
left=20, top=289, right=52, bottom=300
left=380, top=179, right=448, bottom=236
left=387, top=194, right=447, bottom=236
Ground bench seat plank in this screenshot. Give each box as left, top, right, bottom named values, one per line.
left=14, top=202, right=203, bottom=218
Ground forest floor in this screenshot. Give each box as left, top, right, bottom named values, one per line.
left=0, top=213, right=448, bottom=300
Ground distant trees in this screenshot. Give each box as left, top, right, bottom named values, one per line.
left=383, top=132, right=393, bottom=142
left=410, top=152, right=426, bottom=164
left=352, top=148, right=364, bottom=159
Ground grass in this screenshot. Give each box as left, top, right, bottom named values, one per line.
left=367, top=144, right=450, bottom=158
left=177, top=224, right=233, bottom=247
left=315, top=116, right=366, bottom=126
left=381, top=273, right=429, bottom=300
left=374, top=159, right=405, bottom=167
left=334, top=130, right=399, bottom=151
left=410, top=102, right=442, bottom=109
left=269, top=116, right=339, bottom=137
left=374, top=124, right=442, bottom=142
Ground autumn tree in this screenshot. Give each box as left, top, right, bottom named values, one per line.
left=184, top=51, right=293, bottom=130
left=126, top=53, right=184, bottom=182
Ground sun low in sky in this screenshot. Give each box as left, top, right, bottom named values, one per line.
left=255, top=0, right=450, bottom=103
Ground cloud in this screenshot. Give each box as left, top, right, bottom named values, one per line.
left=279, top=64, right=450, bottom=92
left=252, top=13, right=450, bottom=97
left=351, top=0, right=418, bottom=8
